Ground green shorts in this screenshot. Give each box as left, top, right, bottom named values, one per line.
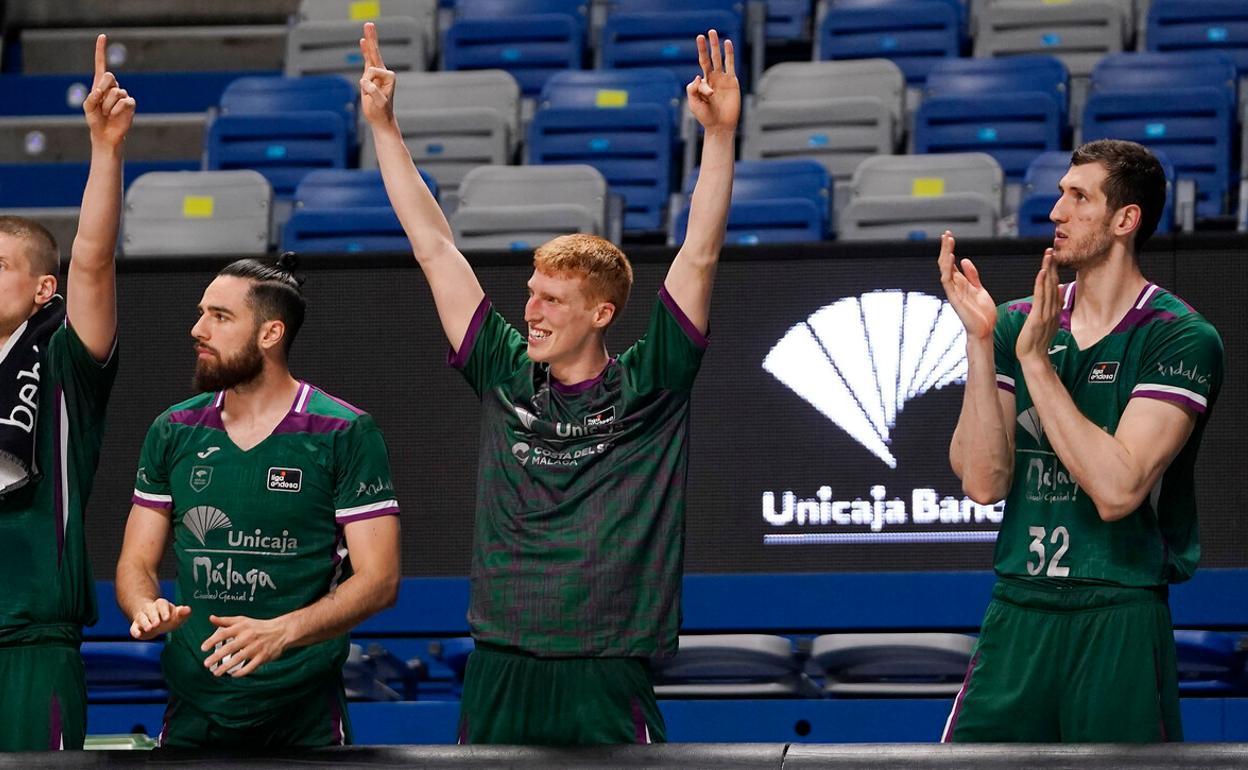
left=944, top=578, right=1182, bottom=743
left=458, top=642, right=666, bottom=746
left=158, top=681, right=351, bottom=749
left=0, top=642, right=86, bottom=751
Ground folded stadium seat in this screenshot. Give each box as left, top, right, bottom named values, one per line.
left=528, top=69, right=680, bottom=234
left=442, top=0, right=588, bottom=98
left=206, top=74, right=355, bottom=216
left=122, top=170, right=272, bottom=257
left=914, top=56, right=1068, bottom=196
left=1017, top=149, right=1185, bottom=238
left=1082, top=50, right=1238, bottom=220
left=839, top=152, right=1004, bottom=240
left=2, top=0, right=298, bottom=27
left=0, top=72, right=266, bottom=118
left=974, top=0, right=1131, bottom=127
left=81, top=642, right=167, bottom=703
left=1146, top=0, right=1248, bottom=105
left=430, top=636, right=475, bottom=683
left=1174, top=630, right=1248, bottom=695
left=19, top=26, right=285, bottom=74
left=451, top=164, right=609, bottom=250
left=767, top=0, right=813, bottom=44
left=650, top=634, right=821, bottom=698
left=280, top=168, right=438, bottom=254
left=359, top=70, right=520, bottom=201
left=816, top=0, right=961, bottom=90
left=343, top=642, right=425, bottom=701
left=599, top=0, right=748, bottom=88
left=297, top=0, right=440, bottom=64
left=285, top=17, right=429, bottom=78
left=810, top=633, right=976, bottom=697
left=742, top=59, right=903, bottom=219
left=670, top=159, right=833, bottom=245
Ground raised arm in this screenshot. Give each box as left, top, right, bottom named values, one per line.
left=199, top=515, right=400, bottom=678
left=665, top=29, right=740, bottom=335
left=941, top=232, right=1015, bottom=503
left=116, top=503, right=191, bottom=640
left=358, top=22, right=483, bottom=351
left=68, top=34, right=133, bottom=361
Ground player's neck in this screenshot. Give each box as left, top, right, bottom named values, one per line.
left=548, top=344, right=610, bottom=388
left=221, top=366, right=300, bottom=423
left=1071, top=253, right=1148, bottom=341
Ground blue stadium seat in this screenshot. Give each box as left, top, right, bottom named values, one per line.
left=601, top=0, right=744, bottom=86
left=767, top=0, right=812, bottom=42
left=0, top=72, right=269, bottom=117
left=914, top=56, right=1067, bottom=184
left=1147, top=0, right=1248, bottom=81
left=443, top=0, right=587, bottom=97
left=1083, top=51, right=1237, bottom=218
left=82, top=642, right=166, bottom=703
left=817, top=0, right=960, bottom=87
left=671, top=159, right=832, bottom=245
left=1017, top=149, right=1177, bottom=238
left=207, top=76, right=356, bottom=201
left=528, top=70, right=680, bottom=233
left=280, top=168, right=438, bottom=254
left=0, top=161, right=195, bottom=207
left=1174, top=630, right=1247, bottom=694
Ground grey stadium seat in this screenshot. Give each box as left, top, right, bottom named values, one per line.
left=811, top=633, right=976, bottom=697
left=361, top=70, right=521, bottom=197
left=297, top=0, right=439, bottom=60
left=123, top=170, right=272, bottom=257
left=0, top=114, right=205, bottom=164
left=839, top=153, right=1004, bottom=241
left=2, top=0, right=298, bottom=28
left=651, top=634, right=820, bottom=698
left=975, top=0, right=1130, bottom=122
left=451, top=165, right=607, bottom=251
left=285, top=16, right=429, bottom=78
left=20, top=26, right=285, bottom=74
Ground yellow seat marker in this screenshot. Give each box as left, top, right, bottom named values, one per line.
left=350, top=1, right=382, bottom=20
left=182, top=195, right=215, bottom=218
left=911, top=178, right=946, bottom=197
left=595, top=89, right=629, bottom=108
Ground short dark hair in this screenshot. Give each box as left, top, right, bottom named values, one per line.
left=1069, top=139, right=1167, bottom=251
left=0, top=215, right=60, bottom=277
left=218, top=254, right=306, bottom=354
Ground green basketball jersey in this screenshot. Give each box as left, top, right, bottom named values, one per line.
left=0, top=324, right=117, bottom=646
left=132, top=382, right=399, bottom=721
left=993, top=282, right=1224, bottom=586
left=453, top=286, right=706, bottom=658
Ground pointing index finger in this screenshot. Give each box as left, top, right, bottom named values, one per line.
left=94, top=34, right=107, bottom=81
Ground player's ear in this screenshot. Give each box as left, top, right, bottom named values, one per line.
left=257, top=319, right=287, bottom=352
left=592, top=301, right=616, bottom=329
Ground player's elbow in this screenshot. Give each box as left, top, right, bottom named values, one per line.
left=1093, top=488, right=1144, bottom=522
left=962, top=480, right=1006, bottom=506
left=375, top=571, right=400, bottom=610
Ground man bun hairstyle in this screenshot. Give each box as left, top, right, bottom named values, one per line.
left=218, top=253, right=306, bottom=353
left=1069, top=139, right=1167, bottom=251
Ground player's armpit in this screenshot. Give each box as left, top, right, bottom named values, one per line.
left=1101, top=396, right=1198, bottom=521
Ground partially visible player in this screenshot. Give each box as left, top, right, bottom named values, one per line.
left=115, top=257, right=401, bottom=748
left=360, top=21, right=737, bottom=744
left=940, top=139, right=1224, bottom=742
left=0, top=34, right=131, bottom=751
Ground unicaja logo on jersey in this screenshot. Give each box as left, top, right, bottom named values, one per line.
left=267, top=467, right=302, bottom=492
left=184, top=505, right=232, bottom=546
left=763, top=291, right=967, bottom=468
left=512, top=442, right=531, bottom=466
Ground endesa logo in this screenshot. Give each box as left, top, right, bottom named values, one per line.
left=267, top=467, right=303, bottom=492
left=1088, top=362, right=1119, bottom=383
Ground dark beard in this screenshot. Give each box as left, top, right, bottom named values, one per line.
left=192, top=341, right=264, bottom=392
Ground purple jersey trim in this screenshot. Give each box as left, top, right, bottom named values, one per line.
left=336, top=506, right=400, bottom=525
left=550, top=358, right=615, bottom=395
left=659, top=283, right=709, bottom=350
left=131, top=492, right=173, bottom=510
left=273, top=411, right=352, bottom=435
left=168, top=404, right=226, bottom=430
left=448, top=296, right=492, bottom=370
left=48, top=694, right=62, bottom=750
left=53, top=386, right=65, bottom=566
left=996, top=381, right=1016, bottom=394
left=1130, top=388, right=1207, bottom=414
left=941, top=650, right=979, bottom=743
left=1007, top=300, right=1033, bottom=314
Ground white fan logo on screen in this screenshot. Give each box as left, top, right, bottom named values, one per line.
left=184, top=505, right=232, bottom=546
left=763, top=290, right=968, bottom=468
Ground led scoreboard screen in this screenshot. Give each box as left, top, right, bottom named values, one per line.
left=85, top=243, right=1247, bottom=577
